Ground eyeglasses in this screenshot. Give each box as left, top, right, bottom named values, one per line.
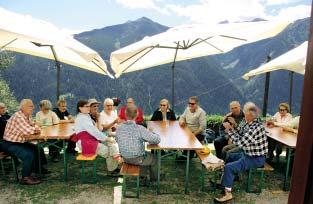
left=188, top=102, right=196, bottom=105
left=160, top=104, right=167, bottom=107
left=91, top=105, right=99, bottom=108
left=106, top=105, right=113, bottom=107
left=279, top=109, right=287, bottom=112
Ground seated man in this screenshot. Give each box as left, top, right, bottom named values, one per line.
left=118, top=98, right=144, bottom=125
left=214, top=102, right=268, bottom=203
left=179, top=96, right=206, bottom=159
left=0, top=102, right=10, bottom=141
left=116, top=105, right=160, bottom=182
left=214, top=101, right=245, bottom=159
left=88, top=98, right=101, bottom=129
left=0, top=99, right=48, bottom=185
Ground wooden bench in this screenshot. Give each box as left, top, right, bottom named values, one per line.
left=0, top=152, right=19, bottom=182
left=246, top=162, right=274, bottom=193
left=76, top=154, right=97, bottom=183
left=120, top=163, right=140, bottom=198
left=196, top=150, right=224, bottom=191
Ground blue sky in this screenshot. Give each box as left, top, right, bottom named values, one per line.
left=0, top=0, right=311, bottom=34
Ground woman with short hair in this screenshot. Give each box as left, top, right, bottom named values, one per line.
left=151, top=99, right=176, bottom=121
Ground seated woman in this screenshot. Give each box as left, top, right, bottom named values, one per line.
left=74, top=100, right=121, bottom=175
left=36, top=100, right=60, bottom=162
left=99, top=98, right=120, bottom=135
left=267, top=103, right=292, bottom=162
left=274, top=116, right=300, bottom=134
left=151, top=99, right=176, bottom=121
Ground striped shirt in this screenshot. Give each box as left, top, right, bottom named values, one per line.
left=228, top=119, right=268, bottom=157
left=116, top=120, right=160, bottom=159
left=3, top=110, right=36, bottom=143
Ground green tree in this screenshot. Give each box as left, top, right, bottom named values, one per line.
left=0, top=51, right=18, bottom=113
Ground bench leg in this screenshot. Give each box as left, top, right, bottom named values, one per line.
left=213, top=170, right=218, bottom=191
left=136, top=175, right=140, bottom=198
left=257, top=171, right=264, bottom=193
left=246, top=169, right=253, bottom=193
left=0, top=160, right=4, bottom=176
left=122, top=175, right=127, bottom=197
left=93, top=159, right=97, bottom=183
left=11, top=157, right=19, bottom=183
left=81, top=161, right=85, bottom=183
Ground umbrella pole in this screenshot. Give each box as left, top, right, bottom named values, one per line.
left=262, top=56, right=271, bottom=117
left=50, top=46, right=61, bottom=100
left=289, top=71, right=294, bottom=113
left=171, top=43, right=180, bottom=111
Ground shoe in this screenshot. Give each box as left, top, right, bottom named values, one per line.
left=214, top=190, right=233, bottom=203
left=20, top=176, right=41, bottom=185
left=107, top=168, right=120, bottom=177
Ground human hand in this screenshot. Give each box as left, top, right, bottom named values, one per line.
left=227, top=117, right=236, bottom=126
left=179, top=120, right=186, bottom=127
left=34, top=126, right=41, bottom=134
left=223, top=122, right=232, bottom=132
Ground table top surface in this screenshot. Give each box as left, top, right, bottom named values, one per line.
left=266, top=126, right=297, bottom=148
left=147, top=121, right=203, bottom=150
left=26, top=123, right=75, bottom=140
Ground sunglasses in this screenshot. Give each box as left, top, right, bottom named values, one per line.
left=188, top=102, right=196, bottom=105
left=279, top=109, right=287, bottom=112
left=160, top=104, right=167, bottom=107
left=91, top=105, right=99, bottom=107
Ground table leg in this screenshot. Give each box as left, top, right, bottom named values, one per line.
left=157, top=149, right=161, bottom=194
left=283, top=148, right=292, bottom=191
left=38, top=144, right=42, bottom=175
left=63, top=140, right=68, bottom=181
left=185, top=150, right=190, bottom=194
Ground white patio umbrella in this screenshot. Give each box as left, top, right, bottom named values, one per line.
left=110, top=20, right=291, bottom=108
left=242, top=41, right=307, bottom=80
left=0, top=8, right=112, bottom=99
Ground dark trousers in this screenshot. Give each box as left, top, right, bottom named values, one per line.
left=222, top=154, right=265, bottom=188
left=48, top=139, right=63, bottom=158
left=123, top=152, right=158, bottom=180
left=268, top=138, right=283, bottom=159
left=0, top=141, right=47, bottom=177
left=214, top=136, right=228, bottom=159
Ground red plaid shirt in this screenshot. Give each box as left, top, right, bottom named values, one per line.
left=3, top=110, right=35, bottom=143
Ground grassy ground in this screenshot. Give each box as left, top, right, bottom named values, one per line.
left=0, top=150, right=290, bottom=204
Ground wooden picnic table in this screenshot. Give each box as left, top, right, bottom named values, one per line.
left=147, top=121, right=203, bottom=194
left=266, top=126, right=297, bottom=191
left=26, top=123, right=75, bottom=180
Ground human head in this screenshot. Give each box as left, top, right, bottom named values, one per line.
left=159, top=99, right=170, bottom=112
left=88, top=98, right=100, bottom=115
left=76, top=100, right=90, bottom=114
left=0, top=103, right=6, bottom=115
left=278, top=103, right=290, bottom=116
left=229, top=101, right=241, bottom=116
left=20, top=99, right=35, bottom=117
left=188, top=96, right=199, bottom=112
left=103, top=98, right=114, bottom=113
left=126, top=98, right=135, bottom=107
left=126, top=105, right=138, bottom=120
left=39, top=100, right=52, bottom=113
left=57, top=99, right=67, bottom=113
left=243, top=102, right=259, bottom=123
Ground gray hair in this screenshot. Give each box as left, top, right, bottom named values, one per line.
left=160, top=98, right=170, bottom=108
left=104, top=98, right=114, bottom=106
left=126, top=105, right=137, bottom=119
left=243, top=102, right=259, bottom=118
left=0, top=102, right=5, bottom=108
left=229, top=101, right=240, bottom=107
left=20, top=99, right=33, bottom=109
left=39, top=100, right=52, bottom=110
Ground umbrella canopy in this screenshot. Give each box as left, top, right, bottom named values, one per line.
left=242, top=41, right=307, bottom=80
left=0, top=8, right=111, bottom=76
left=111, top=20, right=291, bottom=78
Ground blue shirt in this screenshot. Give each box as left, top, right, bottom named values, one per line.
left=75, top=113, right=107, bottom=141
left=116, top=120, right=160, bottom=159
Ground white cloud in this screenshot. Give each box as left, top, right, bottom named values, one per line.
left=165, top=0, right=268, bottom=25
left=115, top=0, right=168, bottom=13
left=274, top=5, right=311, bottom=21
left=265, top=0, right=301, bottom=6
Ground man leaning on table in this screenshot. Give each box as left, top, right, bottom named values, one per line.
left=116, top=105, right=160, bottom=183
left=214, top=102, right=268, bottom=203
left=178, top=96, right=206, bottom=159
left=0, top=99, right=49, bottom=185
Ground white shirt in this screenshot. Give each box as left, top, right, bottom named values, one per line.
left=35, top=110, right=59, bottom=126
left=99, top=110, right=118, bottom=126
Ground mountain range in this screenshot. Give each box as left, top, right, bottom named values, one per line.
left=1, top=17, right=308, bottom=115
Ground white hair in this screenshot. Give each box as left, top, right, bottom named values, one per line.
left=0, top=102, right=5, bottom=108
left=104, top=98, right=114, bottom=105
left=20, top=99, right=33, bottom=109
left=243, top=102, right=259, bottom=118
